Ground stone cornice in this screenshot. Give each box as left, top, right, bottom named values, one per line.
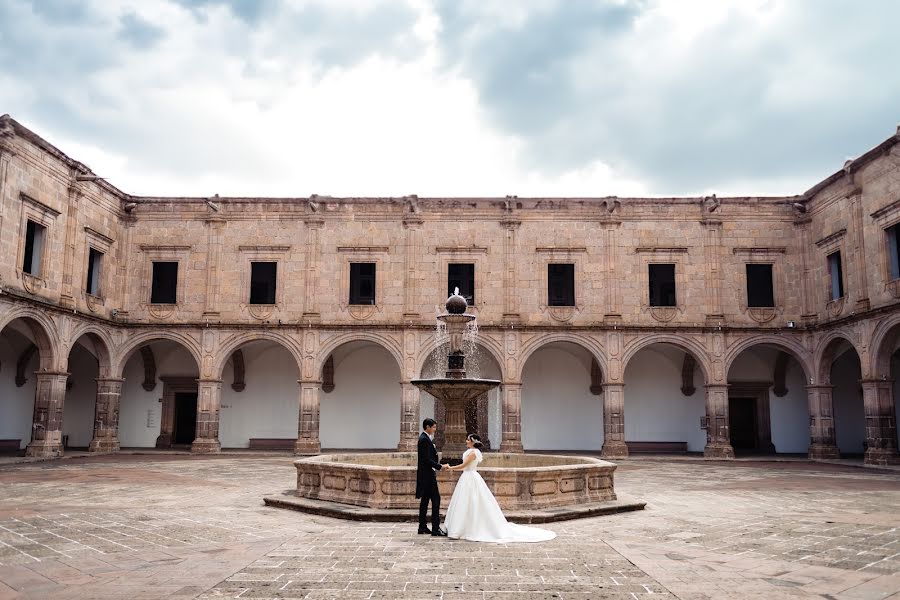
left=634, top=247, right=688, bottom=253
left=732, top=247, right=787, bottom=255
left=814, top=229, right=847, bottom=248
left=337, top=246, right=389, bottom=253
left=20, top=192, right=61, bottom=217
left=870, top=197, right=900, bottom=219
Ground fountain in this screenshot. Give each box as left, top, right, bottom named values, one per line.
left=264, top=291, right=645, bottom=522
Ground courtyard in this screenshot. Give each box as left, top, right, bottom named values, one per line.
left=0, top=454, right=897, bottom=600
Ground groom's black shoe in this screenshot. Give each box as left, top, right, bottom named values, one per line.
left=431, top=528, right=448, bottom=537
left=417, top=527, right=431, bottom=535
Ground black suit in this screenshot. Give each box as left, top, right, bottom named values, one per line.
left=416, top=431, right=442, bottom=530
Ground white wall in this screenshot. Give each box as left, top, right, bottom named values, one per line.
left=727, top=346, right=809, bottom=453
left=62, top=344, right=98, bottom=448
left=832, top=349, right=865, bottom=454
left=624, top=345, right=707, bottom=452
left=0, top=331, right=38, bottom=449
left=219, top=342, right=299, bottom=448
left=119, top=341, right=199, bottom=447
left=320, top=343, right=400, bottom=449
left=521, top=344, right=603, bottom=450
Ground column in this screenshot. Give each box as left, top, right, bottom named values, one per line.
left=25, top=371, right=69, bottom=458
left=191, top=378, right=222, bottom=453
left=806, top=385, right=840, bottom=459
left=88, top=378, right=124, bottom=452
left=860, top=378, right=899, bottom=465
left=116, top=217, right=135, bottom=318
left=600, top=382, right=628, bottom=458
left=849, top=192, right=871, bottom=312
left=603, top=222, right=622, bottom=321
left=203, top=218, right=225, bottom=318
left=499, top=383, right=524, bottom=453
left=294, top=380, right=321, bottom=454
left=59, top=180, right=82, bottom=308
left=703, top=384, right=735, bottom=459
left=302, top=218, right=325, bottom=321
left=795, top=218, right=817, bottom=324
left=397, top=382, right=420, bottom=452
left=701, top=218, right=724, bottom=323
left=402, top=218, right=423, bottom=318
left=501, top=218, right=521, bottom=322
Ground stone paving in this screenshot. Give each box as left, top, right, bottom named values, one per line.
left=0, top=454, right=897, bottom=599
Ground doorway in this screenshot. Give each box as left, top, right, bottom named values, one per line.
left=729, top=396, right=758, bottom=451
left=173, top=392, right=197, bottom=445
left=157, top=377, right=199, bottom=448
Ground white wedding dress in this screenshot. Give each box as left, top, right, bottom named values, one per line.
left=444, top=448, right=556, bottom=543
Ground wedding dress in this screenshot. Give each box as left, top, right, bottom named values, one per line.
left=444, top=448, right=556, bottom=543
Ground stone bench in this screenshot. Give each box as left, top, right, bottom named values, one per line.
left=0, top=439, right=21, bottom=451
left=626, top=441, right=688, bottom=454
left=248, top=438, right=295, bottom=450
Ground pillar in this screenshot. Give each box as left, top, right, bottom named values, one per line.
left=703, top=384, right=734, bottom=459
left=302, top=217, right=325, bottom=321
left=861, top=378, right=899, bottom=465
left=191, top=378, right=222, bottom=454
left=499, top=383, right=524, bottom=453
left=397, top=382, right=420, bottom=452
left=501, top=217, right=521, bottom=322
left=294, top=380, right=321, bottom=454
left=88, top=378, right=123, bottom=453
left=600, top=382, right=628, bottom=458
left=806, top=385, right=840, bottom=459
left=59, top=179, right=82, bottom=309
left=202, top=218, right=225, bottom=318
left=25, top=371, right=69, bottom=458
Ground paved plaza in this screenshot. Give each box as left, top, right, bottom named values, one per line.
left=0, top=454, right=897, bottom=600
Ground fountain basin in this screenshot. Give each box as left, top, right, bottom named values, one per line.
left=293, top=452, right=618, bottom=511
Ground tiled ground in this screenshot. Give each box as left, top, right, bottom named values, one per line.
left=0, top=455, right=897, bottom=600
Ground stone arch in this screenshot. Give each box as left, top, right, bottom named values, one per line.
left=0, top=307, right=60, bottom=371
left=517, top=332, right=607, bottom=383
left=621, top=334, right=711, bottom=383
left=723, top=335, right=814, bottom=384
left=112, top=331, right=202, bottom=377
left=415, top=333, right=506, bottom=381
left=66, top=323, right=115, bottom=377
left=815, top=332, right=863, bottom=384
left=870, top=313, right=900, bottom=376
left=315, top=332, right=403, bottom=378
left=213, top=331, right=303, bottom=379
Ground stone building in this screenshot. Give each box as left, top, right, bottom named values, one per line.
left=1, top=114, right=899, bottom=465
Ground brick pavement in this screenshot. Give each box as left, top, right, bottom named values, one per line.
left=0, top=455, right=897, bottom=599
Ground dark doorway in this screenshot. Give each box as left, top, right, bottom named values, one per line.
left=173, top=392, right=197, bottom=445
left=729, top=396, right=758, bottom=451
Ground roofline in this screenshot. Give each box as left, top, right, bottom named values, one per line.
left=800, top=128, right=900, bottom=201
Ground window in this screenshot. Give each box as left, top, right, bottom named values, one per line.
left=85, top=248, right=103, bottom=296
left=828, top=251, right=844, bottom=300
left=547, top=263, right=575, bottom=307
left=249, top=261, right=277, bottom=304
left=349, top=262, right=376, bottom=305
left=648, top=263, right=677, bottom=307
left=887, top=224, right=900, bottom=280
left=448, top=263, right=475, bottom=305
left=22, top=220, right=46, bottom=276
left=150, top=261, right=178, bottom=304
left=746, top=264, right=774, bottom=307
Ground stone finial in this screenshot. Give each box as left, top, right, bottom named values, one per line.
left=702, top=194, right=719, bottom=213
left=601, top=197, right=621, bottom=214
left=405, top=194, right=419, bottom=214
left=792, top=201, right=808, bottom=215
left=308, top=194, right=320, bottom=212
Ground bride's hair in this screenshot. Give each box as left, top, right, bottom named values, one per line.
left=467, top=434, right=484, bottom=450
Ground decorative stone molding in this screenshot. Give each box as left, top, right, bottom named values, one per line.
left=230, top=349, right=245, bottom=392
left=649, top=306, right=678, bottom=322
left=139, top=244, right=191, bottom=316
left=435, top=246, right=489, bottom=311
left=886, top=279, right=900, bottom=299
left=338, top=246, right=389, bottom=318
left=815, top=229, right=847, bottom=249
left=826, top=296, right=845, bottom=318
left=15, top=343, right=37, bottom=387
left=238, top=245, right=290, bottom=321
left=16, top=193, right=61, bottom=294
left=139, top=346, right=156, bottom=391
left=747, top=307, right=777, bottom=323
left=536, top=247, right=586, bottom=319
left=681, top=354, right=696, bottom=396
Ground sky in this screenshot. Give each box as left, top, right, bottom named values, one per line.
left=0, top=0, right=897, bottom=198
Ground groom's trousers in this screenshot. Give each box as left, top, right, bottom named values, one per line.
left=419, top=486, right=441, bottom=530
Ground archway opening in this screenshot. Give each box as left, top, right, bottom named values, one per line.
left=62, top=334, right=109, bottom=450
left=828, top=339, right=864, bottom=456
left=320, top=341, right=401, bottom=449
left=0, top=318, right=50, bottom=454
left=521, top=341, right=600, bottom=451
left=624, top=343, right=706, bottom=454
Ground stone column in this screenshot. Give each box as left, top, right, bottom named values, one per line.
left=59, top=179, right=82, bottom=309
left=806, top=385, right=840, bottom=459
left=600, top=382, right=628, bottom=458
left=191, top=378, right=222, bottom=454
left=603, top=221, right=622, bottom=321
left=294, top=380, right=321, bottom=454
left=203, top=218, right=225, bottom=319
left=501, top=217, right=521, bottom=322
left=795, top=218, right=817, bottom=325
left=88, top=378, right=123, bottom=453
left=701, top=218, right=724, bottom=323
left=25, top=371, right=69, bottom=458
left=397, top=382, right=420, bottom=452
left=860, top=378, right=899, bottom=465
left=402, top=217, right=423, bottom=318
left=703, top=384, right=735, bottom=459
left=302, top=217, right=325, bottom=321
left=116, top=217, right=135, bottom=318
left=849, top=192, right=871, bottom=312
left=499, top=383, right=524, bottom=453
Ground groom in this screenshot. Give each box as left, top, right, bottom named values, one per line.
left=416, top=418, right=447, bottom=536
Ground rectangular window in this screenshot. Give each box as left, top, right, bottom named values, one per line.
left=249, top=261, right=277, bottom=304
left=746, top=264, right=774, bottom=307
left=828, top=251, right=844, bottom=300
left=85, top=248, right=103, bottom=296
left=448, top=263, right=475, bottom=305
left=887, top=224, right=900, bottom=280
left=648, top=263, right=677, bottom=307
left=349, top=262, right=376, bottom=305
left=22, top=220, right=46, bottom=276
left=547, top=263, right=575, bottom=307
left=150, top=261, right=178, bottom=304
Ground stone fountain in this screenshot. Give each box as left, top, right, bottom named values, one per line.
left=411, top=289, right=500, bottom=458
left=264, top=292, right=645, bottom=522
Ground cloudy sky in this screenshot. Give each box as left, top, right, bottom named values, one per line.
left=1, top=0, right=897, bottom=198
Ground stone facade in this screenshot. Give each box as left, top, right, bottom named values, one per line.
left=1, top=114, right=899, bottom=464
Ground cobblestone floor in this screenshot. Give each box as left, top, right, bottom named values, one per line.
left=0, top=454, right=897, bottom=599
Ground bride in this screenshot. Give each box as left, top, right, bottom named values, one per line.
left=443, top=434, right=556, bottom=543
